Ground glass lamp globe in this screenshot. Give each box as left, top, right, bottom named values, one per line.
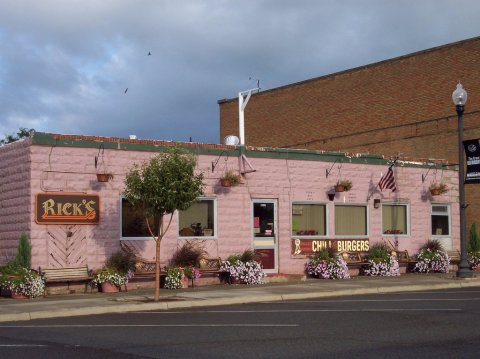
left=452, top=83, right=468, bottom=106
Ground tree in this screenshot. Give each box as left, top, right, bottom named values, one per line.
left=15, top=232, right=31, bottom=269
left=0, top=127, right=34, bottom=145
left=123, top=146, right=204, bottom=301
left=469, top=222, right=480, bottom=254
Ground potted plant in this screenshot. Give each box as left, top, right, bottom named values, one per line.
left=220, top=170, right=242, bottom=187
left=362, top=243, right=400, bottom=277
left=0, top=264, right=45, bottom=299
left=91, top=250, right=135, bottom=292
left=335, top=179, right=352, bottom=192
left=220, top=249, right=265, bottom=284
left=429, top=182, right=448, bottom=196
left=413, top=239, right=450, bottom=273
left=468, top=222, right=480, bottom=270
left=96, top=173, right=114, bottom=182
left=164, top=266, right=188, bottom=289
left=305, top=248, right=350, bottom=279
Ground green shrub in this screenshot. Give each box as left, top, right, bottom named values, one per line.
left=367, top=243, right=390, bottom=264
left=105, top=250, right=136, bottom=275
left=171, top=241, right=207, bottom=267
left=468, top=222, right=480, bottom=254
left=14, top=232, right=31, bottom=269
left=420, top=239, right=444, bottom=253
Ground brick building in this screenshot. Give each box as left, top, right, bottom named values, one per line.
left=0, top=132, right=458, bottom=280
left=218, top=36, right=480, bottom=229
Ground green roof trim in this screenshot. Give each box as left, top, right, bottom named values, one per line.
left=31, top=132, right=450, bottom=170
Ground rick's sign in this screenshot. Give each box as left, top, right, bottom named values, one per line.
left=35, top=193, right=100, bottom=224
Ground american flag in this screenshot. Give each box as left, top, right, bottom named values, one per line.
left=378, top=166, right=396, bottom=192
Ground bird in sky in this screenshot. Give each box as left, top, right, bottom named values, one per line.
left=124, top=88, right=128, bottom=93
left=148, top=52, right=151, bottom=56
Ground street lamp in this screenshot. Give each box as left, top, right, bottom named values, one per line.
left=452, top=82, right=473, bottom=278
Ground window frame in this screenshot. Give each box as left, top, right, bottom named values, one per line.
left=381, top=202, right=410, bottom=237
left=176, top=196, right=218, bottom=240
left=431, top=203, right=451, bottom=238
left=334, top=204, right=369, bottom=238
left=120, top=196, right=158, bottom=241
left=291, top=202, right=328, bottom=238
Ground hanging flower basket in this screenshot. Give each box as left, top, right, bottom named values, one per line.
left=220, top=170, right=241, bottom=187
left=220, top=178, right=232, bottom=187
left=334, top=180, right=352, bottom=193
left=429, top=182, right=448, bottom=196
left=96, top=173, right=113, bottom=182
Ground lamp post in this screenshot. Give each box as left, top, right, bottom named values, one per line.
left=452, top=83, right=473, bottom=278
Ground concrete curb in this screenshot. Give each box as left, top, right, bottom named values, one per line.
left=2, top=278, right=480, bottom=323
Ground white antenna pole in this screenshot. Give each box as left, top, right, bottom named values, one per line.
left=238, top=87, right=260, bottom=145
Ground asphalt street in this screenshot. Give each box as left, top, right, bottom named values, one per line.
left=1, top=287, right=479, bottom=358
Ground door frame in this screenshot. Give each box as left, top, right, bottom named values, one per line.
left=251, top=198, right=278, bottom=274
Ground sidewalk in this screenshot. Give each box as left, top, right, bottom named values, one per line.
left=1, top=273, right=479, bottom=323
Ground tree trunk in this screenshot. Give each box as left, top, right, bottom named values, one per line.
left=154, top=215, right=164, bottom=302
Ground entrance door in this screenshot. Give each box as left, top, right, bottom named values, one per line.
left=252, top=199, right=278, bottom=274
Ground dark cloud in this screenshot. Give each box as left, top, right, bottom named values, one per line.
left=1, top=0, right=480, bottom=143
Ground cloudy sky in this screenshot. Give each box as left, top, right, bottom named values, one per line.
left=1, top=0, right=480, bottom=144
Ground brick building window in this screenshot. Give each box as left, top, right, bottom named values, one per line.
left=121, top=198, right=159, bottom=240
left=178, top=198, right=216, bottom=238
left=335, top=205, right=368, bottom=237
left=291, top=203, right=327, bottom=237
left=382, top=204, right=409, bottom=235
left=431, top=204, right=450, bottom=236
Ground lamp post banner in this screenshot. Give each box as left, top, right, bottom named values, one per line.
left=464, top=139, right=480, bottom=184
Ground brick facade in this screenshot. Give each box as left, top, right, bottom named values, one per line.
left=219, top=36, right=480, bottom=229
left=0, top=133, right=458, bottom=275
left=0, top=139, right=32, bottom=261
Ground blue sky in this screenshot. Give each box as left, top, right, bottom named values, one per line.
left=1, top=0, right=480, bottom=144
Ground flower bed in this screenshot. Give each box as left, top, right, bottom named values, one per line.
left=220, top=260, right=265, bottom=284
left=91, top=269, right=131, bottom=288
left=363, top=255, right=400, bottom=276
left=305, top=252, right=350, bottom=279
left=0, top=267, right=45, bottom=298
left=413, top=248, right=450, bottom=273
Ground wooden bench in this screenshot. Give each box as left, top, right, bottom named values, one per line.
left=340, top=252, right=370, bottom=275
left=198, top=257, right=224, bottom=273
left=198, top=257, right=229, bottom=284
left=39, top=265, right=93, bottom=296
left=391, top=250, right=417, bottom=272
left=447, top=250, right=461, bottom=270
left=120, top=242, right=157, bottom=278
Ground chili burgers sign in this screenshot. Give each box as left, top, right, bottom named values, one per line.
left=35, top=193, right=100, bottom=224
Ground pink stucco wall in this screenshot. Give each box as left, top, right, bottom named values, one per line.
left=1, top=135, right=459, bottom=275
left=0, top=138, right=31, bottom=261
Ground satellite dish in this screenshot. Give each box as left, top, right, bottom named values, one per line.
left=224, top=135, right=240, bottom=146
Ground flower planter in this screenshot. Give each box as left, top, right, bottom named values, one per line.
left=11, top=291, right=28, bottom=299
left=334, top=185, right=345, bottom=193
left=96, top=173, right=113, bottom=182
left=430, top=188, right=441, bottom=196
left=100, top=281, right=120, bottom=293
left=220, top=178, right=232, bottom=187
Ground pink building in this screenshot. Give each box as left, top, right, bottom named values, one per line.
left=0, top=132, right=459, bottom=277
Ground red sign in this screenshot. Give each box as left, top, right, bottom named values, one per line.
left=35, top=193, right=100, bottom=224
left=292, top=238, right=369, bottom=255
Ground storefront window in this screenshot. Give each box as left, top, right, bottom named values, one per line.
left=178, top=198, right=216, bottom=238
left=431, top=204, right=450, bottom=236
left=335, top=205, right=367, bottom=236
left=121, top=198, right=159, bottom=239
left=291, top=203, right=326, bottom=237
left=382, top=204, right=408, bottom=235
